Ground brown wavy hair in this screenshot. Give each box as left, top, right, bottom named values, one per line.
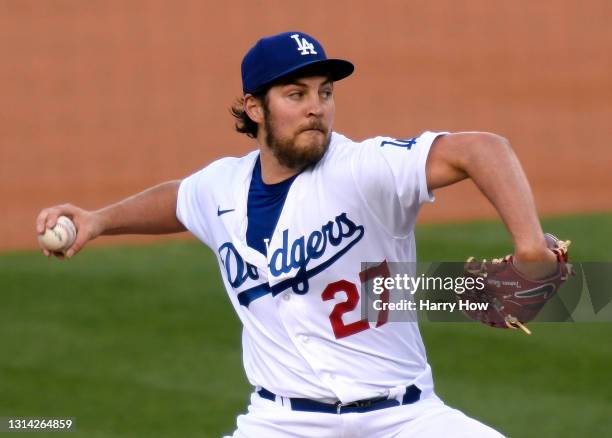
left=230, top=90, right=268, bottom=138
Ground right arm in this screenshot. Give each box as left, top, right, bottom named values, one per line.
left=425, top=132, right=557, bottom=279
left=36, top=180, right=186, bottom=258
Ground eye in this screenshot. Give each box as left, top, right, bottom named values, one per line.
left=321, top=89, right=333, bottom=99
left=288, top=91, right=303, bottom=99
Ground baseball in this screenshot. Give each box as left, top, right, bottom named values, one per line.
left=38, top=216, right=77, bottom=252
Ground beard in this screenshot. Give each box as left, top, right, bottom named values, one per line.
left=264, top=111, right=331, bottom=171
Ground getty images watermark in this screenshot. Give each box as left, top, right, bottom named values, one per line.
left=359, top=261, right=612, bottom=323
left=370, top=272, right=485, bottom=313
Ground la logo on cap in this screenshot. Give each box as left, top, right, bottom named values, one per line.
left=240, top=31, right=353, bottom=93
left=290, top=34, right=317, bottom=55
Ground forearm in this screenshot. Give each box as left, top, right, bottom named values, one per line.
left=36, top=180, right=186, bottom=258
left=96, top=180, right=186, bottom=235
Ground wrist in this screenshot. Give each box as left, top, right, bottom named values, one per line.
left=513, top=233, right=553, bottom=261
left=513, top=245, right=558, bottom=279
left=514, top=245, right=553, bottom=262
left=91, top=209, right=111, bottom=237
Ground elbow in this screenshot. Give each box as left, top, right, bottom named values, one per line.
left=475, top=132, right=511, bottom=152
left=429, top=131, right=515, bottom=186
left=461, top=132, right=513, bottom=166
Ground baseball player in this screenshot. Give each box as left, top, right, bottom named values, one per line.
left=37, top=31, right=561, bottom=437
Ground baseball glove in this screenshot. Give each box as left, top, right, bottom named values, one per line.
left=460, top=233, right=572, bottom=334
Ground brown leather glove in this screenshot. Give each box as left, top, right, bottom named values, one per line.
left=461, top=233, right=572, bottom=334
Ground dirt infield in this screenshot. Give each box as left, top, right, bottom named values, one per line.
left=1, top=0, right=611, bottom=251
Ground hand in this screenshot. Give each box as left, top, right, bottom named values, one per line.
left=512, top=245, right=559, bottom=280
left=36, top=204, right=104, bottom=259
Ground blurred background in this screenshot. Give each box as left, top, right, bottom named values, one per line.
left=1, top=0, right=610, bottom=251
left=1, top=1, right=611, bottom=437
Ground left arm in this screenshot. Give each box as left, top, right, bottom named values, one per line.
left=425, top=132, right=557, bottom=278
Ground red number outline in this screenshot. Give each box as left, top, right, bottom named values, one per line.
left=359, top=260, right=391, bottom=327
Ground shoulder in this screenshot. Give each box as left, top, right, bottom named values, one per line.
left=318, top=132, right=383, bottom=165
left=184, top=151, right=258, bottom=182
left=320, top=131, right=442, bottom=172
left=203, top=152, right=258, bottom=176
left=323, top=131, right=442, bottom=159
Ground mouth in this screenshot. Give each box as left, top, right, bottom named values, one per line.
left=300, top=128, right=325, bottom=134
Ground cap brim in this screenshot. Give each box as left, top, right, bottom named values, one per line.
left=247, top=59, right=354, bottom=93
left=306, top=58, right=355, bottom=82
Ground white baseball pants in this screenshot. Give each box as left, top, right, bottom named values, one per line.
left=226, top=391, right=505, bottom=437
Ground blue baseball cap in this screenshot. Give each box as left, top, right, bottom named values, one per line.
left=241, top=31, right=354, bottom=94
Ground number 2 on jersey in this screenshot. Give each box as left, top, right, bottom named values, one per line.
left=321, top=261, right=391, bottom=339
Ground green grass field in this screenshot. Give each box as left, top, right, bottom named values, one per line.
left=1, top=213, right=611, bottom=437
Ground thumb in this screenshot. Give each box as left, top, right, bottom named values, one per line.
left=65, top=229, right=91, bottom=258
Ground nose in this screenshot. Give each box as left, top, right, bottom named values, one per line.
left=306, top=93, right=324, bottom=118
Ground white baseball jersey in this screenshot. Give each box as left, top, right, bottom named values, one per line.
left=176, top=131, right=444, bottom=404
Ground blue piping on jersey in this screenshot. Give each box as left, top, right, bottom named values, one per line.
left=236, top=222, right=364, bottom=306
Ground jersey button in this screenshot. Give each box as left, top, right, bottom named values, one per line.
left=282, top=293, right=291, bottom=301
left=299, top=335, right=309, bottom=343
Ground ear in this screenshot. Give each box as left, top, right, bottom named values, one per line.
left=244, top=94, right=265, bottom=124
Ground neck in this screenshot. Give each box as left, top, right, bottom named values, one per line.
left=258, top=144, right=301, bottom=184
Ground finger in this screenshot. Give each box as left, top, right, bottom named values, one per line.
left=65, top=243, right=82, bottom=258
left=65, top=231, right=88, bottom=258
left=36, top=209, right=51, bottom=234
left=45, top=215, right=61, bottom=234
left=37, top=203, right=79, bottom=233
left=41, top=248, right=51, bottom=257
